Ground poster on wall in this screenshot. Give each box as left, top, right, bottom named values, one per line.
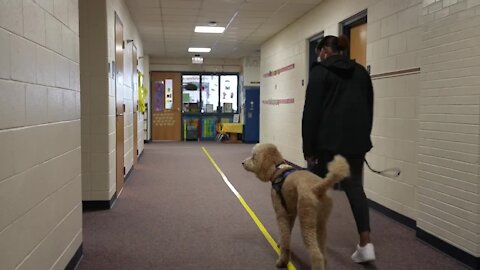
left=154, top=81, right=164, bottom=112
left=165, top=79, right=173, bottom=110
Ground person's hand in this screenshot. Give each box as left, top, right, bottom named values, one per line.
left=305, top=156, right=318, bottom=165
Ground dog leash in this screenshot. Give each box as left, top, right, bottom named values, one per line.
left=364, top=158, right=401, bottom=177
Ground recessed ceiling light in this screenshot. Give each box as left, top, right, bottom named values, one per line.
left=188, top=47, right=211, bottom=53
left=194, top=26, right=225, bottom=33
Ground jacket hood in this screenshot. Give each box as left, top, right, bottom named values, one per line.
left=320, top=55, right=356, bottom=74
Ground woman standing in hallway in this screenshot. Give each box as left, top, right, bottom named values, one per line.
left=302, top=35, right=376, bottom=263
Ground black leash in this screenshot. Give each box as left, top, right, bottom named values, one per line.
left=364, top=158, right=401, bottom=177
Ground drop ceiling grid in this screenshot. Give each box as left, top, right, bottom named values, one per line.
left=125, top=0, right=323, bottom=59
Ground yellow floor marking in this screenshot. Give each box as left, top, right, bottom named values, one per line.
left=202, top=147, right=296, bottom=270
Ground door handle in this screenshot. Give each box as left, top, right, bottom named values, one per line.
left=116, top=113, right=124, bottom=116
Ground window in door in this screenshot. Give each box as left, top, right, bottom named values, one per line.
left=341, top=10, right=368, bottom=67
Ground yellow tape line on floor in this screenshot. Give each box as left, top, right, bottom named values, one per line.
left=202, top=147, right=297, bottom=270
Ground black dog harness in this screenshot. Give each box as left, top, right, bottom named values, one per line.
left=272, top=163, right=296, bottom=210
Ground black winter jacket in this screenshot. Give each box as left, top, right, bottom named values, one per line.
left=302, top=55, right=373, bottom=158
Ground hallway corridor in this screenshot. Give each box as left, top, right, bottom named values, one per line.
left=78, top=143, right=467, bottom=270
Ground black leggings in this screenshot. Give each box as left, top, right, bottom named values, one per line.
left=308, top=151, right=370, bottom=233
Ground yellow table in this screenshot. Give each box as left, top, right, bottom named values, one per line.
left=221, top=123, right=243, bottom=143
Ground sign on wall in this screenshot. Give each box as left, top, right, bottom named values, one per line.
left=263, top=64, right=295, bottom=78
left=165, top=79, right=173, bottom=109
left=262, top=98, right=295, bottom=105
left=154, top=81, right=164, bottom=112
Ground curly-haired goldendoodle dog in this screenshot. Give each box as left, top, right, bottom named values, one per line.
left=242, top=143, right=350, bottom=270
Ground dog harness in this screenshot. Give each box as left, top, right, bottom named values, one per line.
left=272, top=163, right=297, bottom=210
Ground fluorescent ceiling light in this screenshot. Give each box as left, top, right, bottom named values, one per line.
left=195, top=26, right=225, bottom=33
left=188, top=47, right=211, bottom=53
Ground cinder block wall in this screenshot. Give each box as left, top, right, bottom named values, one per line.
left=80, top=0, right=145, bottom=201
left=0, top=0, right=82, bottom=269
left=366, top=0, right=422, bottom=224
left=418, top=0, right=480, bottom=257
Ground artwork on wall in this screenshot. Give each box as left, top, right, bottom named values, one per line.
left=206, top=104, right=214, bottom=113
left=165, top=79, right=173, bottom=110
left=223, top=102, right=233, bottom=113
left=138, top=71, right=147, bottom=113
left=154, top=81, right=165, bottom=112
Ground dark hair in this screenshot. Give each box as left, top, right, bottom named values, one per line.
left=316, top=35, right=349, bottom=53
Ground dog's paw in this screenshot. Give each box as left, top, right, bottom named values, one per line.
left=276, top=258, right=288, bottom=268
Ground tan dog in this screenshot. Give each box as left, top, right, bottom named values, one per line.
left=242, top=143, right=350, bottom=270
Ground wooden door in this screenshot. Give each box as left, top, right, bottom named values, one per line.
left=350, top=23, right=367, bottom=67
left=115, top=13, right=124, bottom=194
left=151, top=72, right=182, bottom=141
left=132, top=45, right=138, bottom=165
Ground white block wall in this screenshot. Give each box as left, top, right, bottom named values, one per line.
left=0, top=0, right=82, bottom=269
left=80, top=0, right=145, bottom=201
left=366, top=0, right=422, bottom=222
left=418, top=0, right=480, bottom=257
left=79, top=0, right=114, bottom=201
left=243, top=56, right=261, bottom=86
left=260, top=0, right=480, bottom=258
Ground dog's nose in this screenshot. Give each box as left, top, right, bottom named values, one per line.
left=241, top=161, right=245, bottom=165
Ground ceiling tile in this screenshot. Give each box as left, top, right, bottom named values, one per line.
left=201, top=0, right=242, bottom=10
left=124, top=0, right=323, bottom=58
left=240, top=2, right=286, bottom=11
left=160, top=0, right=203, bottom=9
left=161, top=8, right=199, bottom=16
left=162, top=15, right=198, bottom=22
left=125, top=0, right=160, bottom=8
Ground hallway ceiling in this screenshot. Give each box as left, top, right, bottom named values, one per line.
left=124, top=0, right=323, bottom=60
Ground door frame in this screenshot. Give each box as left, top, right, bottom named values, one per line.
left=150, top=71, right=183, bottom=141
left=114, top=12, right=125, bottom=195
left=307, top=31, right=324, bottom=76
left=340, top=9, right=368, bottom=61
left=132, top=44, right=138, bottom=165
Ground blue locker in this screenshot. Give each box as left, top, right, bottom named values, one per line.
left=244, top=87, right=260, bottom=143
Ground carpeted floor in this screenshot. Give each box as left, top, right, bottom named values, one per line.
left=78, top=142, right=468, bottom=270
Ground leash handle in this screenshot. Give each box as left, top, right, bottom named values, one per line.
left=364, top=158, right=401, bottom=177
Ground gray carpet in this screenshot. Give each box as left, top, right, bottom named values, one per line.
left=78, top=142, right=468, bottom=270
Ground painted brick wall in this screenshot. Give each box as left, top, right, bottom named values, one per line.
left=79, top=0, right=111, bottom=200
left=418, top=0, right=480, bottom=256
left=0, top=0, right=82, bottom=268
left=366, top=0, right=422, bottom=222
left=80, top=0, right=145, bottom=201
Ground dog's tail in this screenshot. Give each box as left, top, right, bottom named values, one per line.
left=312, top=155, right=350, bottom=198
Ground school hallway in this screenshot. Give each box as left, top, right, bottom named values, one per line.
left=78, top=142, right=467, bottom=270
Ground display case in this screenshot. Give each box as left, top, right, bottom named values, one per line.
left=201, top=116, right=217, bottom=140
left=183, top=116, right=200, bottom=141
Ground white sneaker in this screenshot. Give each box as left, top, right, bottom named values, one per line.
left=351, top=243, right=376, bottom=263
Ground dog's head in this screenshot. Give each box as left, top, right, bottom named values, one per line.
left=242, top=143, right=285, bottom=182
